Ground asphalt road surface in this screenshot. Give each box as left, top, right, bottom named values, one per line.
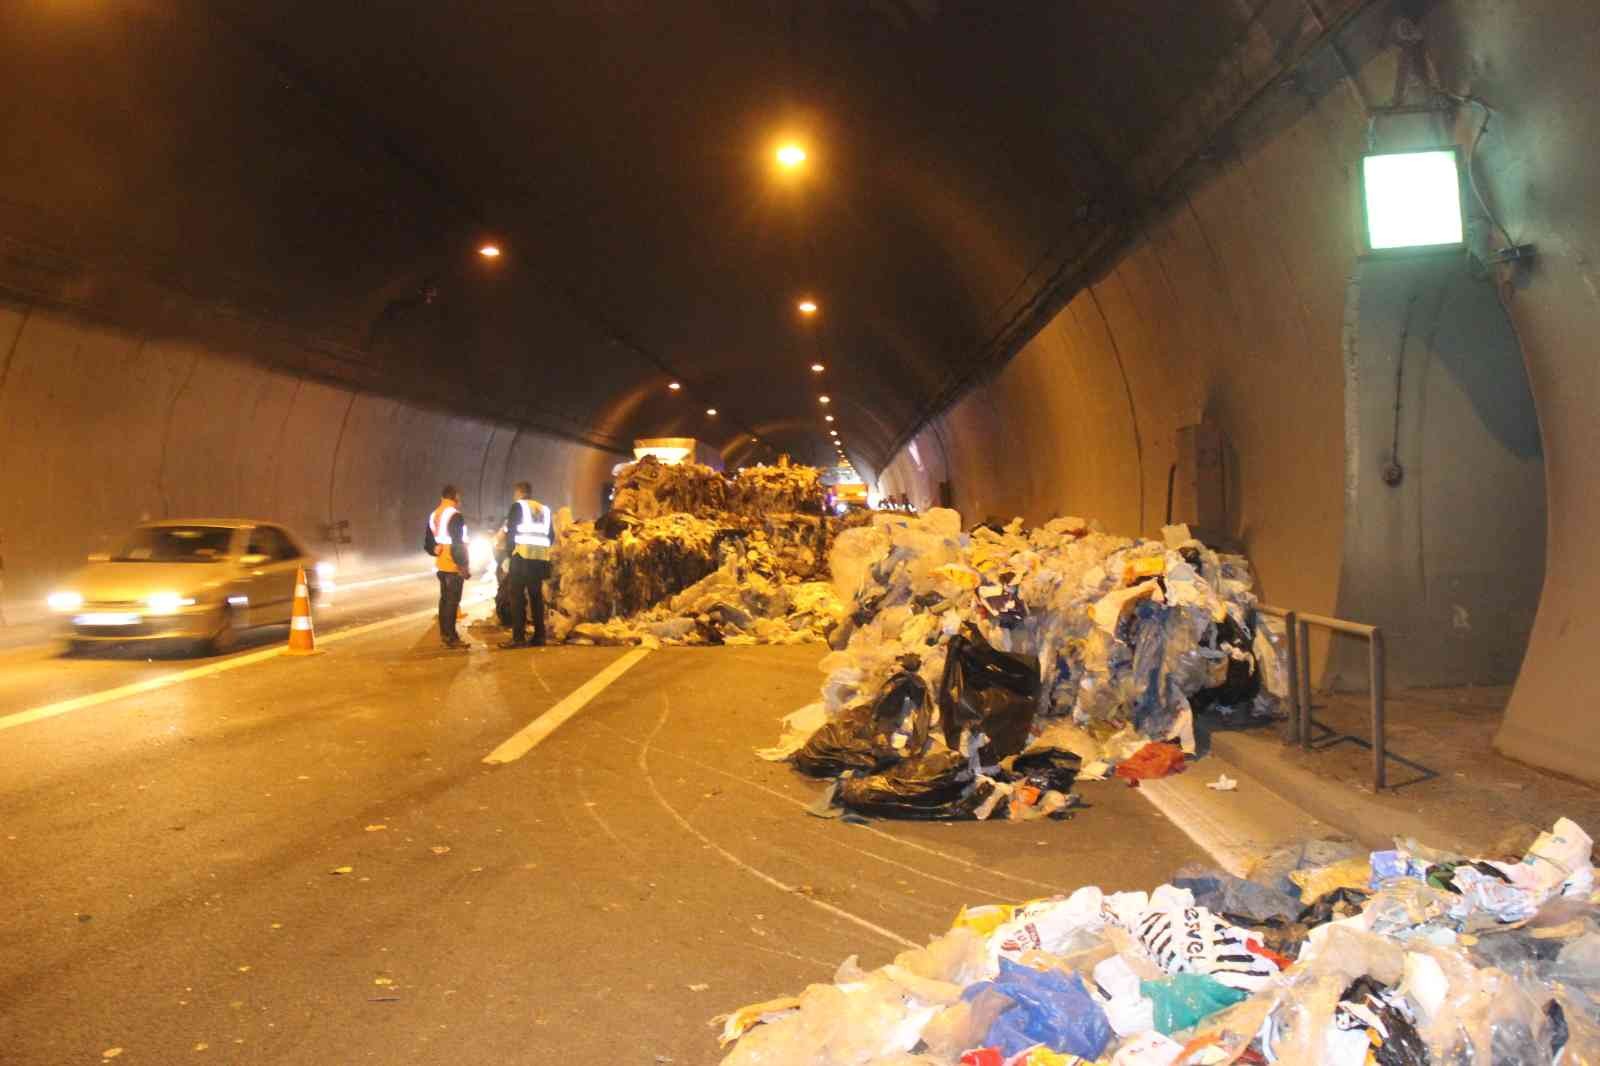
left=0, top=595, right=1207, bottom=1063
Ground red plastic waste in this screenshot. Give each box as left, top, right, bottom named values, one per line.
left=1113, top=742, right=1187, bottom=786
left=959, top=1049, right=1004, bottom=1066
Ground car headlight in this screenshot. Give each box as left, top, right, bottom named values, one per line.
left=315, top=561, right=337, bottom=580
left=146, top=591, right=197, bottom=615
left=47, top=591, right=83, bottom=613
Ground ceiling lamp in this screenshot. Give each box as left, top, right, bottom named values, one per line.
left=705, top=408, right=718, bottom=416
left=797, top=300, right=818, bottom=315
left=818, top=395, right=830, bottom=405
left=810, top=363, right=825, bottom=373
left=478, top=244, right=502, bottom=258
left=776, top=144, right=807, bottom=169
left=668, top=381, right=681, bottom=391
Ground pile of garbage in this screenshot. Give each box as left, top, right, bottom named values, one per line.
left=611, top=454, right=824, bottom=518
left=715, top=818, right=1600, bottom=1065
left=547, top=457, right=846, bottom=646
left=762, top=509, right=1287, bottom=820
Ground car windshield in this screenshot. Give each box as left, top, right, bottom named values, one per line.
left=114, top=526, right=233, bottom=563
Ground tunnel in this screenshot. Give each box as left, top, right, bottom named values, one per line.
left=3, top=0, right=1581, bottom=774
left=2, top=2, right=1597, bottom=1061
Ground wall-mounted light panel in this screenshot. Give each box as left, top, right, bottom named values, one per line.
left=1361, top=148, right=1465, bottom=254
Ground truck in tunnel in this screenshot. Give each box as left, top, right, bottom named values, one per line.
left=0, top=2, right=1596, bottom=1062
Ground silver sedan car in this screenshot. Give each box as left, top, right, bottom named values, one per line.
left=47, top=519, right=327, bottom=654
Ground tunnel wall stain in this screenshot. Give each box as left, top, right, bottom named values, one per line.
left=0, top=297, right=611, bottom=611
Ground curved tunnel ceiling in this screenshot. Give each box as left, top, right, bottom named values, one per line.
left=146, top=2, right=1286, bottom=475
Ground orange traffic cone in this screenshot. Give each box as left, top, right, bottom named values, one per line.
left=287, top=566, right=318, bottom=655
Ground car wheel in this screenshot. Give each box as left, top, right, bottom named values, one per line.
left=207, top=606, right=241, bottom=655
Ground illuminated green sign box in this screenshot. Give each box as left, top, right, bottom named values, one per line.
left=1361, top=147, right=1466, bottom=254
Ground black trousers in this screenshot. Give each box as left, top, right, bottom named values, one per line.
left=507, top=557, right=549, bottom=644
left=436, top=571, right=464, bottom=643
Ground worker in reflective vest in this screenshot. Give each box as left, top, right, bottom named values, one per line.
left=498, top=481, right=554, bottom=648
left=423, top=483, right=471, bottom=649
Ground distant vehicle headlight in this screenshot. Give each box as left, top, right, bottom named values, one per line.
left=315, top=561, right=337, bottom=580
left=469, top=535, right=494, bottom=569
left=47, top=591, right=83, bottom=613
left=146, top=591, right=197, bottom=615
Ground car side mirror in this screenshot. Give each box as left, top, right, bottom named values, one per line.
left=239, top=553, right=269, bottom=566
left=86, top=552, right=110, bottom=563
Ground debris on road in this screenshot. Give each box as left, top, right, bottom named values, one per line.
left=766, top=510, right=1287, bottom=820
left=329, top=865, right=353, bottom=876
left=1205, top=775, right=1238, bottom=792
left=716, top=818, right=1599, bottom=1065
left=546, top=457, right=847, bottom=647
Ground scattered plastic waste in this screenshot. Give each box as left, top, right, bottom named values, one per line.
left=1113, top=743, right=1188, bottom=786
left=1205, top=775, right=1237, bottom=792
left=715, top=817, right=1598, bottom=1066
left=764, top=512, right=1285, bottom=820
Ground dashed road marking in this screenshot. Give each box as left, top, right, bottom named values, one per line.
left=481, top=648, right=651, bottom=765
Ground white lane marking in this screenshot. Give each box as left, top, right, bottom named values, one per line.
left=0, top=593, right=489, bottom=736
left=330, top=570, right=435, bottom=593
left=639, top=696, right=918, bottom=950
left=1136, top=778, right=1256, bottom=877
left=481, top=648, right=651, bottom=765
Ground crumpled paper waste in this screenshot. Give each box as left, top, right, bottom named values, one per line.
left=547, top=458, right=847, bottom=646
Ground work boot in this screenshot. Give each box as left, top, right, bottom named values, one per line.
left=497, top=638, right=529, bottom=649
left=443, top=638, right=469, bottom=650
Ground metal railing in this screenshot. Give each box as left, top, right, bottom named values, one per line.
left=1257, top=605, right=1391, bottom=791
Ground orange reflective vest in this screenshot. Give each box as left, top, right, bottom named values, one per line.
left=429, top=502, right=462, bottom=574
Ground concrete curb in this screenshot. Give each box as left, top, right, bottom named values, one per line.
left=1207, top=729, right=1478, bottom=854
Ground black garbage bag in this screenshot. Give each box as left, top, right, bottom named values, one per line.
left=1334, top=976, right=1428, bottom=1066
left=793, top=667, right=931, bottom=778
left=1298, top=886, right=1371, bottom=927
left=793, top=703, right=883, bottom=777
left=868, top=667, right=932, bottom=759
left=837, top=750, right=991, bottom=820
left=1007, top=747, right=1082, bottom=793
left=1192, top=615, right=1261, bottom=714
left=938, top=625, right=1040, bottom=762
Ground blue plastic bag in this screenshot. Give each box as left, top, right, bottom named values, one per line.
left=979, top=959, right=1113, bottom=1059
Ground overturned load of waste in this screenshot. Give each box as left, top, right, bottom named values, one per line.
left=611, top=454, right=824, bottom=518
left=762, top=510, right=1288, bottom=820
left=715, top=818, right=1600, bottom=1066
left=548, top=458, right=845, bottom=646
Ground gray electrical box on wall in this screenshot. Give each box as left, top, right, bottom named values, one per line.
left=1173, top=423, right=1225, bottom=535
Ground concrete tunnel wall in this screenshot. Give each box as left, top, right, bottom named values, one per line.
left=0, top=297, right=614, bottom=613
left=880, top=0, right=1597, bottom=780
